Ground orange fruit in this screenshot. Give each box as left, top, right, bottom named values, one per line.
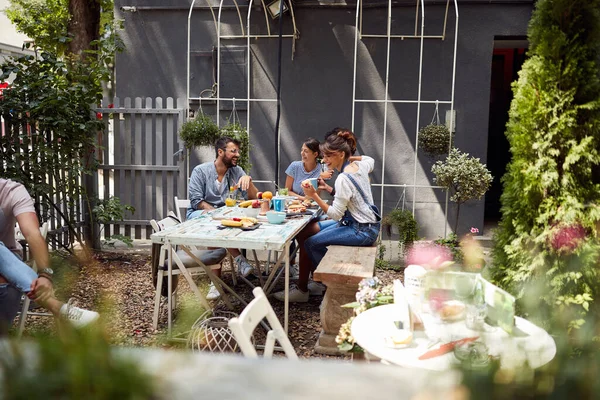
left=262, top=191, right=273, bottom=200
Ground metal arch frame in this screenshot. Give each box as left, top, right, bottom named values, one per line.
left=186, top=0, right=299, bottom=184
left=351, top=0, right=459, bottom=238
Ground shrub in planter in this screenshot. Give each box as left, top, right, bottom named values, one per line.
left=418, top=124, right=453, bottom=157
left=220, top=122, right=251, bottom=173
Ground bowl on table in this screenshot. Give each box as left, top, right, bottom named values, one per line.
left=242, top=207, right=260, bottom=218
left=266, top=211, right=286, bottom=224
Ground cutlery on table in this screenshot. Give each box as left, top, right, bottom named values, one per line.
left=418, top=336, right=479, bottom=360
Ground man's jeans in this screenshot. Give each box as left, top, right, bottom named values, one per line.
left=0, top=242, right=37, bottom=293
left=304, top=219, right=380, bottom=270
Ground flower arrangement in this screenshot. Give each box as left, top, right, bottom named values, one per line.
left=336, top=277, right=394, bottom=352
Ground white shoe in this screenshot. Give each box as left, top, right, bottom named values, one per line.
left=307, top=280, right=326, bottom=296
left=60, top=300, right=99, bottom=328
left=289, top=264, right=300, bottom=280
left=235, top=255, right=254, bottom=278
left=273, top=284, right=309, bottom=303
left=206, top=283, right=220, bottom=300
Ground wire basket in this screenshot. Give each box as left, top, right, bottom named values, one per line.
left=187, top=310, right=242, bottom=353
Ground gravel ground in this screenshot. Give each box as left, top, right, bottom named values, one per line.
left=20, top=250, right=404, bottom=359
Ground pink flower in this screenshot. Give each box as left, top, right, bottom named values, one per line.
left=470, top=227, right=479, bottom=234
left=406, top=243, right=454, bottom=270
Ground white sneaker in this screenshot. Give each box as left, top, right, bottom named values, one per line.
left=289, top=264, right=300, bottom=280
left=206, top=283, right=220, bottom=300
left=273, top=284, right=309, bottom=303
left=307, top=280, right=326, bottom=296
left=59, top=300, right=99, bottom=328
left=235, top=255, right=254, bottom=278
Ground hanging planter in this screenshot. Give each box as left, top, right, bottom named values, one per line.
left=179, top=113, right=220, bottom=149
left=418, top=123, right=453, bottom=157
left=221, top=121, right=252, bottom=173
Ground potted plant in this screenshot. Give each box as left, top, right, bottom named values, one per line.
left=179, top=113, right=220, bottom=149
left=418, top=123, right=453, bottom=157
left=382, top=208, right=418, bottom=255
left=220, top=121, right=251, bottom=173
left=432, top=148, right=493, bottom=234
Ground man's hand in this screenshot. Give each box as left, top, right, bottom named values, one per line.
left=237, top=175, right=252, bottom=191
left=28, top=277, right=53, bottom=302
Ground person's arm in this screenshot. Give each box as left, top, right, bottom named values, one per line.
left=189, top=167, right=211, bottom=210
left=15, top=212, right=53, bottom=301
left=285, top=175, right=304, bottom=200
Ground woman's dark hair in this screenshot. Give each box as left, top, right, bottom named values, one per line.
left=324, top=127, right=356, bottom=154
left=214, top=136, right=241, bottom=158
left=320, top=129, right=357, bottom=160
left=303, top=138, right=320, bottom=155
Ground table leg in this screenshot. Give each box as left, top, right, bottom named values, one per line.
left=180, top=247, right=246, bottom=308
left=284, top=241, right=290, bottom=334
left=263, top=251, right=286, bottom=294
left=170, top=249, right=213, bottom=311
left=167, top=242, right=173, bottom=336
left=251, top=250, right=264, bottom=286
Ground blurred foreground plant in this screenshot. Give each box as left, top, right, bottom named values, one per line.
left=0, top=327, right=158, bottom=399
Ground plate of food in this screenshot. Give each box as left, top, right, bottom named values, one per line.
left=437, top=300, right=466, bottom=322
left=219, top=217, right=260, bottom=230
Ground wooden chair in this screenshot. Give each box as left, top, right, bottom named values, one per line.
left=16, top=222, right=50, bottom=337
left=228, top=287, right=298, bottom=359
left=150, top=215, right=227, bottom=330
left=174, top=196, right=191, bottom=222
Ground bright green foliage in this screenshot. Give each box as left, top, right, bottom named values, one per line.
left=5, top=0, right=69, bottom=54
left=93, top=196, right=135, bottom=247
left=432, top=148, right=493, bottom=233
left=491, top=0, right=600, bottom=328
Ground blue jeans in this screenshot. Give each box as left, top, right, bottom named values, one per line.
left=304, top=216, right=380, bottom=270
left=0, top=242, right=37, bottom=293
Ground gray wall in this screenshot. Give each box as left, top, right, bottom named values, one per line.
left=115, top=1, right=533, bottom=238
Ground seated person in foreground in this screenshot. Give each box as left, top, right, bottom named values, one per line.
left=273, top=130, right=380, bottom=303
left=0, top=178, right=99, bottom=334
left=186, top=137, right=259, bottom=300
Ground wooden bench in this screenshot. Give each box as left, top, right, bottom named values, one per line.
left=312, top=245, right=377, bottom=355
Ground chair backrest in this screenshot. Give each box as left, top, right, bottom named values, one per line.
left=150, top=214, right=180, bottom=233
left=174, top=196, right=191, bottom=222
left=228, top=287, right=298, bottom=359
left=15, top=222, right=49, bottom=268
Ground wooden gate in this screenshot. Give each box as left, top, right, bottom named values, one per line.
left=95, top=97, right=186, bottom=241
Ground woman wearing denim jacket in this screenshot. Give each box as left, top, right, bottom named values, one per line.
left=273, top=130, right=380, bottom=303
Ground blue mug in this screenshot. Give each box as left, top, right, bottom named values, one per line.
left=272, top=197, right=285, bottom=212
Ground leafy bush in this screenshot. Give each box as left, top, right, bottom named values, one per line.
left=220, top=122, right=251, bottom=173
left=418, top=123, right=453, bottom=157
left=491, top=0, right=600, bottom=330
left=432, top=148, right=493, bottom=234
left=434, top=233, right=463, bottom=264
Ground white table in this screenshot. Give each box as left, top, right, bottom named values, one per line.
left=150, top=207, right=319, bottom=334
left=351, top=304, right=556, bottom=371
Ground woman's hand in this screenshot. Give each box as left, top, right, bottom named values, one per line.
left=319, top=170, right=333, bottom=180
left=317, top=179, right=334, bottom=195
left=302, top=181, right=317, bottom=199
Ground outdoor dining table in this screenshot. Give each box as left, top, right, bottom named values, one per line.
left=150, top=206, right=321, bottom=335
left=351, top=304, right=556, bottom=371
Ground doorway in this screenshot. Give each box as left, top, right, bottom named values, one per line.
left=485, top=39, right=527, bottom=222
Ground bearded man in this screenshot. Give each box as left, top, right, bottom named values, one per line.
left=185, top=136, right=258, bottom=299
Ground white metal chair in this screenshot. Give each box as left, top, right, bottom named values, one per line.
left=174, top=196, right=191, bottom=222
left=16, top=222, right=50, bottom=337
left=228, top=287, right=298, bottom=359
left=150, top=215, right=227, bottom=330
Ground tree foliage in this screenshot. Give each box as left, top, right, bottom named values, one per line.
left=491, top=0, right=600, bottom=329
